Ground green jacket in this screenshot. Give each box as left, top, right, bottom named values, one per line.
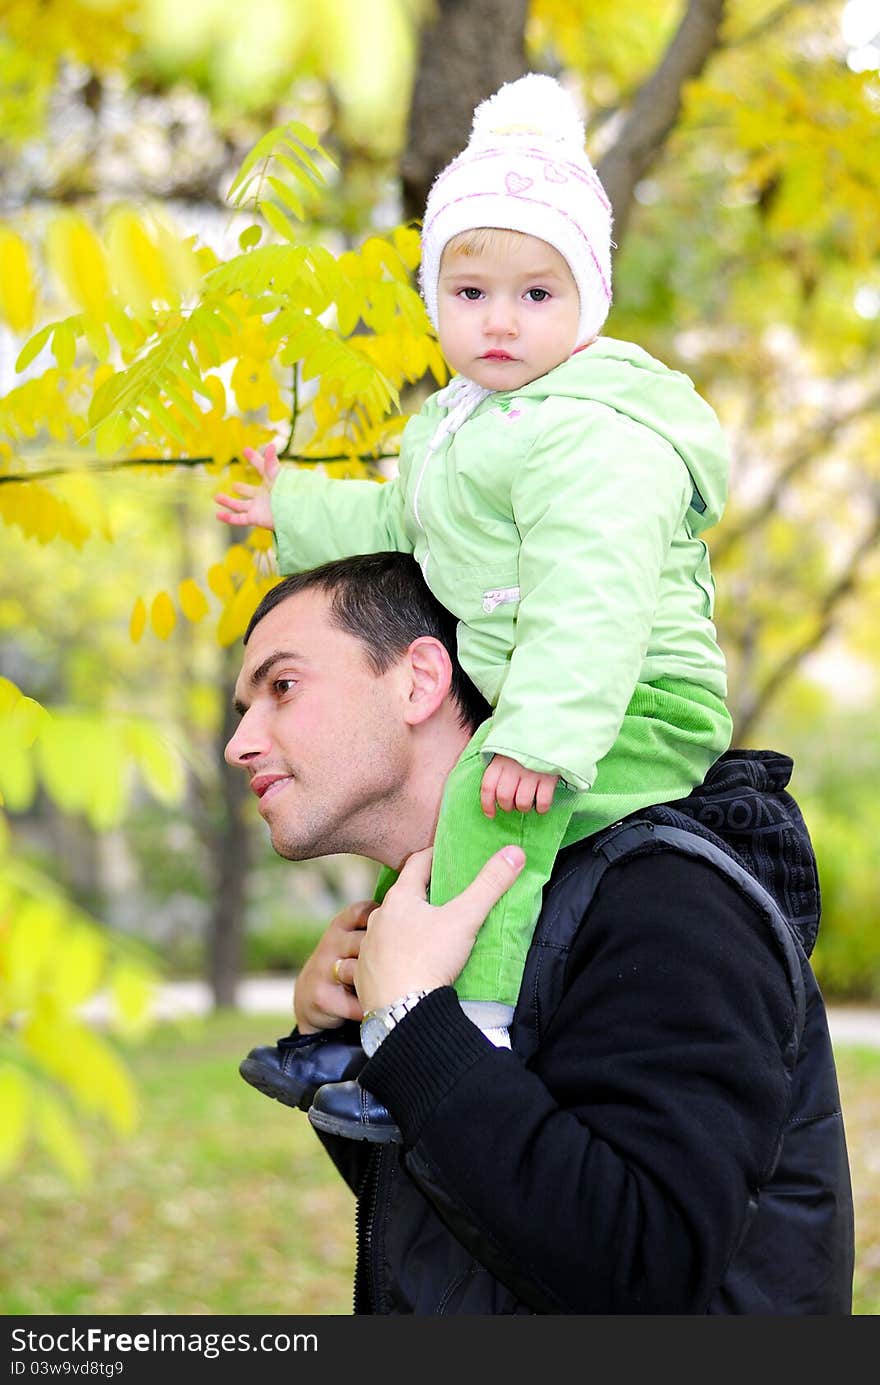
left=271, top=337, right=729, bottom=791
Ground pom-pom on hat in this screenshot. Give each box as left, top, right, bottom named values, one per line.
left=420, top=73, right=613, bottom=346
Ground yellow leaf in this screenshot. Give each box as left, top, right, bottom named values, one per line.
left=178, top=577, right=209, bottom=623
left=0, top=229, right=37, bottom=334
left=33, top=1090, right=90, bottom=1186
left=207, top=563, right=234, bottom=601
left=217, top=574, right=264, bottom=646
left=224, top=543, right=254, bottom=578
left=150, top=590, right=177, bottom=640
left=108, top=964, right=155, bottom=1040
left=0, top=1066, right=30, bottom=1176
left=52, top=927, right=105, bottom=1011
left=46, top=213, right=110, bottom=318
left=106, top=208, right=173, bottom=314
left=129, top=596, right=147, bottom=644
left=125, top=722, right=184, bottom=804
left=0, top=742, right=36, bottom=813
left=59, top=1024, right=138, bottom=1134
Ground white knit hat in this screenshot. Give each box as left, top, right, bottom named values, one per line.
left=419, top=73, right=613, bottom=347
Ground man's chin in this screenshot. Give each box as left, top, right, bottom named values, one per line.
left=267, top=821, right=334, bottom=863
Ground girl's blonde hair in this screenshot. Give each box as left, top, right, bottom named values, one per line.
left=442, top=227, right=530, bottom=262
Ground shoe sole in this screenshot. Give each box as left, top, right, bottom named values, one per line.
left=307, top=1105, right=401, bottom=1144
left=238, top=1057, right=309, bottom=1110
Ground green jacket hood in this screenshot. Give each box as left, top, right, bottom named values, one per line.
left=514, top=337, right=729, bottom=533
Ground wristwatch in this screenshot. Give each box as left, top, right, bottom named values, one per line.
left=360, top=990, right=429, bottom=1057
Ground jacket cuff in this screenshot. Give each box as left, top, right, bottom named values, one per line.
left=269, top=467, right=309, bottom=574
left=359, top=987, right=493, bottom=1146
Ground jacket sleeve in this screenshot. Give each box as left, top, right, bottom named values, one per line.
left=359, top=853, right=795, bottom=1314
left=481, top=399, right=693, bottom=790
left=270, top=455, right=413, bottom=576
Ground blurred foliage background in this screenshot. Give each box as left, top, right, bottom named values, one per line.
left=1, top=0, right=879, bottom=1313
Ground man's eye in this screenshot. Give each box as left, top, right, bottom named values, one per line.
left=459, top=287, right=483, bottom=300
left=273, top=678, right=297, bottom=696
left=526, top=288, right=550, bottom=302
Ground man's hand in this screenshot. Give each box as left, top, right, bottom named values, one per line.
left=293, top=899, right=376, bottom=1033
left=353, top=845, right=526, bottom=1012
left=214, top=443, right=280, bottom=532
left=480, top=753, right=559, bottom=817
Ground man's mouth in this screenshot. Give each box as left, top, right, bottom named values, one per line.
left=250, top=772, right=292, bottom=801
left=481, top=350, right=515, bottom=361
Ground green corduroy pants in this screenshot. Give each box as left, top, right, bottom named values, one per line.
left=374, top=677, right=732, bottom=1007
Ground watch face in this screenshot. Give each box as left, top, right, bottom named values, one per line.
left=361, top=1015, right=385, bottom=1058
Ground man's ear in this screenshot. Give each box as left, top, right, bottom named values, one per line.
left=401, top=636, right=454, bottom=725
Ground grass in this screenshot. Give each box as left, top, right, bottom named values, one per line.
left=1, top=1012, right=877, bottom=1316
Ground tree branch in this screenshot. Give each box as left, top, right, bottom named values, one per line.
left=714, top=387, right=880, bottom=563
left=0, top=449, right=397, bottom=485
left=596, top=0, right=728, bottom=250
left=720, top=0, right=828, bottom=51
left=736, top=501, right=880, bottom=738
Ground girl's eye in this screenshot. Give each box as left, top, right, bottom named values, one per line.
left=459, top=287, right=483, bottom=300
left=526, top=288, right=550, bottom=302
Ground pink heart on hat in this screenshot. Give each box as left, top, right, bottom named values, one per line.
left=543, top=162, right=568, bottom=183
left=505, top=171, right=533, bottom=195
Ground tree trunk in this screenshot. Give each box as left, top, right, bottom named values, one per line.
left=400, top=0, right=530, bottom=223
left=205, top=642, right=253, bottom=1009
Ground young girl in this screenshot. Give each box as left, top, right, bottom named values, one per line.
left=217, top=74, right=733, bottom=1138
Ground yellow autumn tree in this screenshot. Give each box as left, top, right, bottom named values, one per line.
left=0, top=115, right=449, bottom=1182
left=2, top=119, right=445, bottom=649
left=0, top=676, right=183, bottom=1183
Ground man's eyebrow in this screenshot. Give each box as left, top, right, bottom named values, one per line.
left=232, top=650, right=306, bottom=715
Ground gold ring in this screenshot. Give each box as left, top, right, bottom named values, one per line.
left=332, top=957, right=345, bottom=985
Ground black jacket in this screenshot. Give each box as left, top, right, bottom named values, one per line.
left=317, top=751, right=855, bottom=1314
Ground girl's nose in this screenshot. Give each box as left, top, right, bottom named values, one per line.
left=484, top=300, right=517, bottom=336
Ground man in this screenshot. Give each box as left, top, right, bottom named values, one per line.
left=225, top=552, right=854, bottom=1315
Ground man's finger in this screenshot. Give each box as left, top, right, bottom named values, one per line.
left=393, top=845, right=434, bottom=895
left=450, top=846, right=526, bottom=924
left=334, top=957, right=357, bottom=989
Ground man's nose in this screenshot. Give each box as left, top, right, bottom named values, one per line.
left=224, top=707, right=267, bottom=767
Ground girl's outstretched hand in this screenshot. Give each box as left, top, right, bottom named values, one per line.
left=214, top=443, right=281, bottom=531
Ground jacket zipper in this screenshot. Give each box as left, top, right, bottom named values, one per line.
left=353, top=1146, right=383, bottom=1314
left=482, top=585, right=521, bottom=613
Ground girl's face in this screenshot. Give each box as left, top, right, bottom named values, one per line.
left=437, top=233, right=581, bottom=391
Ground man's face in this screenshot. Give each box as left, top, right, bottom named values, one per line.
left=225, top=587, right=412, bottom=863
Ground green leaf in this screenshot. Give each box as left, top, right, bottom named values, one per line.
left=227, top=126, right=286, bottom=201
left=238, top=224, right=263, bottom=251
left=94, top=412, right=131, bottom=458
left=266, top=176, right=305, bottom=222
left=14, top=323, right=53, bottom=373
left=51, top=321, right=77, bottom=372
left=260, top=201, right=298, bottom=243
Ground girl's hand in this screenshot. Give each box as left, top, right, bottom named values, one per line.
left=480, top=754, right=559, bottom=817
left=214, top=443, right=281, bottom=531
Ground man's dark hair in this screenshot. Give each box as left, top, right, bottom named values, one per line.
left=244, top=553, right=490, bottom=733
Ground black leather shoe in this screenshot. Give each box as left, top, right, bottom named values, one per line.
left=307, top=1079, right=401, bottom=1143
left=239, top=1030, right=366, bottom=1111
